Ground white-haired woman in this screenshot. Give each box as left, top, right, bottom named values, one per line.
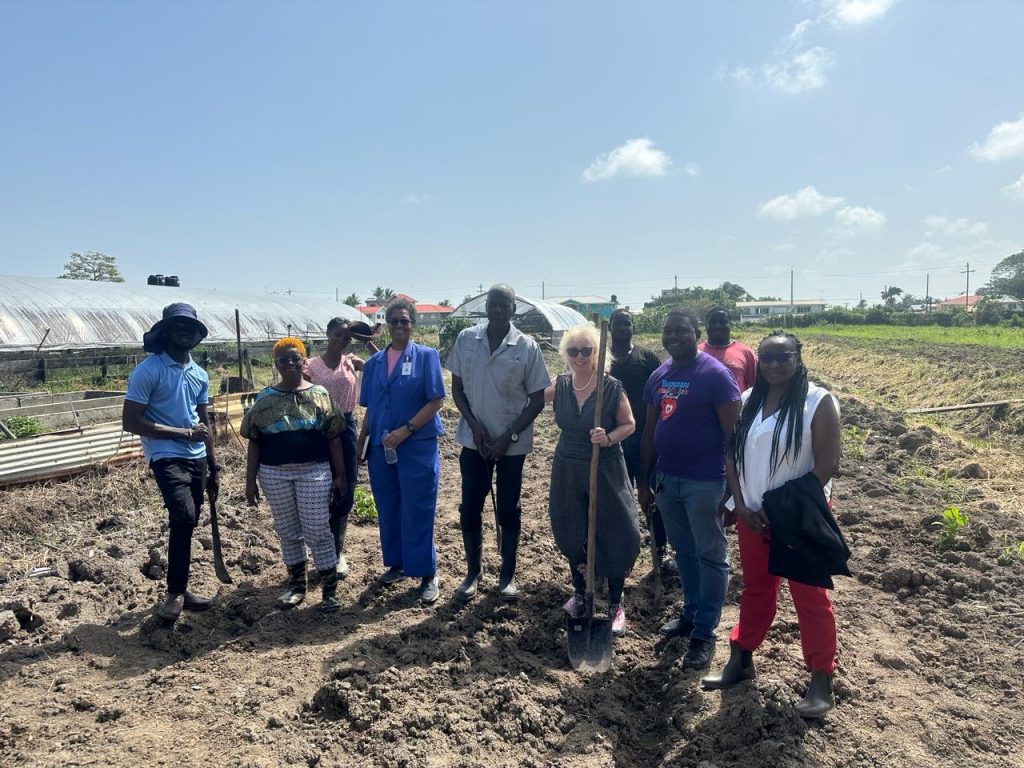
left=544, top=323, right=640, bottom=635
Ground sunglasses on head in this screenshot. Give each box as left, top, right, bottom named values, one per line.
left=760, top=351, right=797, bottom=364
left=388, top=317, right=412, bottom=327
left=566, top=347, right=594, bottom=358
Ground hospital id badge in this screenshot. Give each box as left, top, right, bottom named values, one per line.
left=401, top=360, right=412, bottom=376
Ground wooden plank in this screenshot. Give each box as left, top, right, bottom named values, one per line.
left=906, top=398, right=1024, bottom=414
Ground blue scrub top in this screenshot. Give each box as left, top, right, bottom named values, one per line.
left=359, top=341, right=445, bottom=445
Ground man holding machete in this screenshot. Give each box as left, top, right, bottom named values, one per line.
left=123, top=303, right=220, bottom=622
left=446, top=284, right=550, bottom=602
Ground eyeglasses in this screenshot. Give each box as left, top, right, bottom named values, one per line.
left=388, top=317, right=412, bottom=327
left=276, top=356, right=304, bottom=366
left=566, top=347, right=594, bottom=358
left=760, top=351, right=797, bottom=364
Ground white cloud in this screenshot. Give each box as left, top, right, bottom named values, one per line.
left=1002, top=174, right=1024, bottom=201
left=762, top=47, right=836, bottom=94
left=581, top=138, right=672, bottom=183
left=934, top=165, right=953, bottom=175
left=787, top=19, right=815, bottom=43
left=824, top=0, right=899, bottom=27
left=835, top=205, right=886, bottom=232
left=923, top=215, right=988, bottom=237
left=968, top=113, right=1024, bottom=162
left=402, top=193, right=433, bottom=204
left=683, top=162, right=701, bottom=177
left=758, top=185, right=844, bottom=220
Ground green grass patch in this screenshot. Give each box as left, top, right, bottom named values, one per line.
left=840, top=425, right=867, bottom=460
left=352, top=486, right=378, bottom=523
left=792, top=324, right=1024, bottom=348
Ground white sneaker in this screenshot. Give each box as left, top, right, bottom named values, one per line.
left=610, top=604, right=626, bottom=636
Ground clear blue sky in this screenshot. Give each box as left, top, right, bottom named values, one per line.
left=1, top=0, right=1022, bottom=309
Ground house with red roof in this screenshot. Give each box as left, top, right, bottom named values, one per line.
left=356, top=293, right=455, bottom=327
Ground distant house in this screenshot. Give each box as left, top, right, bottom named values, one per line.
left=736, top=299, right=828, bottom=322
left=551, top=295, right=619, bottom=321
left=937, top=295, right=1024, bottom=313
left=356, top=292, right=454, bottom=327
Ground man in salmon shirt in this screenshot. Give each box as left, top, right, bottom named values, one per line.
left=698, top=308, right=758, bottom=393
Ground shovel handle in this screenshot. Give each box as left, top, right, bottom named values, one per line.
left=584, top=320, right=609, bottom=606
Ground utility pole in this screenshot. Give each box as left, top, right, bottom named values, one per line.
left=674, top=275, right=678, bottom=290
left=925, top=274, right=931, bottom=314
left=335, top=286, right=339, bottom=303
left=542, top=280, right=545, bottom=300
left=961, top=262, right=975, bottom=308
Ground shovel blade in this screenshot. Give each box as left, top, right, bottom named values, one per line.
left=567, top=616, right=613, bottom=673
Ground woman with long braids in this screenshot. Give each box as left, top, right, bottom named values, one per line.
left=702, top=330, right=842, bottom=718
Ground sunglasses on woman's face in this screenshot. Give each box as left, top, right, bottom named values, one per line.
left=277, top=356, right=304, bottom=367
left=760, top=351, right=797, bottom=364
left=388, top=317, right=412, bottom=327
left=566, top=347, right=594, bottom=358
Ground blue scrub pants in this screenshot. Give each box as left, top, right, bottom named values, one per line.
left=367, top=437, right=439, bottom=578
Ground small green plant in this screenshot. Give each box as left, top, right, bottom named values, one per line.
left=933, top=505, right=969, bottom=551
left=352, top=486, right=378, bottom=523
left=4, top=415, right=42, bottom=439
left=840, top=425, right=866, bottom=460
left=997, top=536, right=1024, bottom=566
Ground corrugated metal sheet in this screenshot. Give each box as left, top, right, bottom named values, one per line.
left=0, top=275, right=365, bottom=350
left=451, top=293, right=587, bottom=332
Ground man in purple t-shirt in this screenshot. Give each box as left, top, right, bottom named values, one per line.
left=639, top=308, right=740, bottom=670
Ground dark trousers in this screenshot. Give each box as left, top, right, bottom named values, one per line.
left=151, top=457, right=208, bottom=594
left=329, top=413, right=359, bottom=544
left=569, top=566, right=625, bottom=605
left=621, top=431, right=667, bottom=550
left=458, top=448, right=526, bottom=536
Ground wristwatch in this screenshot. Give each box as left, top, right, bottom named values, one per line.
left=508, top=430, right=519, bottom=443
left=405, top=421, right=417, bottom=434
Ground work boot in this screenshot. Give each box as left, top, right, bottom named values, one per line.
left=702, top=642, right=756, bottom=689
left=419, top=575, right=440, bottom=604
left=454, top=527, right=483, bottom=602
left=659, top=614, right=695, bottom=637
left=183, top=591, right=214, bottom=611
left=497, top=526, right=520, bottom=601
left=331, top=512, right=350, bottom=579
left=317, top=568, right=341, bottom=613
left=794, top=670, right=835, bottom=718
left=278, top=561, right=307, bottom=609
left=156, top=593, right=184, bottom=621
left=682, top=638, right=715, bottom=671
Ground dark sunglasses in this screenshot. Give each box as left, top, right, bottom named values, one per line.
left=566, top=347, right=594, bottom=358
left=388, top=317, right=413, bottom=327
left=276, top=356, right=304, bottom=366
left=760, top=351, right=797, bottom=364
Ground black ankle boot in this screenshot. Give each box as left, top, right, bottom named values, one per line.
left=277, top=561, right=307, bottom=609
left=497, top=527, right=520, bottom=601
left=795, top=670, right=835, bottom=718
left=701, top=642, right=756, bottom=689
left=454, top=527, right=483, bottom=602
left=317, top=568, right=341, bottom=613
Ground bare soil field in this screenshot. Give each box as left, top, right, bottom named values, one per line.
left=1, top=335, right=1022, bottom=767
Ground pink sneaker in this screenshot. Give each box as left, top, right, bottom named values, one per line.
left=610, top=604, right=626, bottom=636
left=563, top=592, right=584, bottom=617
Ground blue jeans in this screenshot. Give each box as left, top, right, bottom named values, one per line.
left=622, top=431, right=667, bottom=550
left=655, top=472, right=727, bottom=641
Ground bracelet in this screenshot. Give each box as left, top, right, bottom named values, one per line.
left=605, top=433, right=613, bottom=447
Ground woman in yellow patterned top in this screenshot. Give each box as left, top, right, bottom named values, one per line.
left=241, top=337, right=347, bottom=612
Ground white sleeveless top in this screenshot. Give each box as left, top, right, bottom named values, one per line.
left=737, top=383, right=838, bottom=512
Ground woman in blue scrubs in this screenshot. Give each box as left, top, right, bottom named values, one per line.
left=358, top=299, right=446, bottom=603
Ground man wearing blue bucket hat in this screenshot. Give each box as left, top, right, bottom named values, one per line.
left=123, top=303, right=220, bottom=621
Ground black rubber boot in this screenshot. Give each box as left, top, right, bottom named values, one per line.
left=277, top=561, right=307, bottom=609
left=497, top=526, right=520, bottom=601
left=702, top=642, right=756, bottom=689
left=795, top=670, right=835, bottom=718
left=454, top=527, right=483, bottom=602
left=317, top=568, right=341, bottom=613
left=332, top=512, right=350, bottom=579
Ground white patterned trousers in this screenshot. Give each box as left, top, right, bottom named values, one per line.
left=258, top=461, right=338, bottom=572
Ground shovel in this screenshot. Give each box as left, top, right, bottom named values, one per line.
left=207, top=488, right=233, bottom=584
left=567, top=319, right=613, bottom=673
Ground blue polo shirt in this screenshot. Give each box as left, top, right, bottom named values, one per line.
left=125, top=352, right=210, bottom=462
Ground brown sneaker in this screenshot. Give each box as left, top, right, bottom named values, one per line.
left=156, top=593, right=184, bottom=621
left=183, top=591, right=214, bottom=611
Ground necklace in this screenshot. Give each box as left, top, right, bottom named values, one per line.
left=571, top=372, right=595, bottom=391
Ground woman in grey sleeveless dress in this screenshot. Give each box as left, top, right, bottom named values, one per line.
left=545, top=324, right=641, bottom=635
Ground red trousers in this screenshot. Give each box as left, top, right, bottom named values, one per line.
left=729, top=519, right=837, bottom=672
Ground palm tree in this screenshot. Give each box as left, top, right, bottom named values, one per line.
left=881, top=286, right=903, bottom=309
left=343, top=293, right=360, bottom=306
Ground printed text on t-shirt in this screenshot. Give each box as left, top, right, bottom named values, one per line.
left=658, top=380, right=690, bottom=420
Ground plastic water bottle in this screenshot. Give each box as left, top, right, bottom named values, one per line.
left=382, top=431, right=398, bottom=464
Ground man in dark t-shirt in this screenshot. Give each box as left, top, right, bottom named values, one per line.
left=608, top=309, right=669, bottom=562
